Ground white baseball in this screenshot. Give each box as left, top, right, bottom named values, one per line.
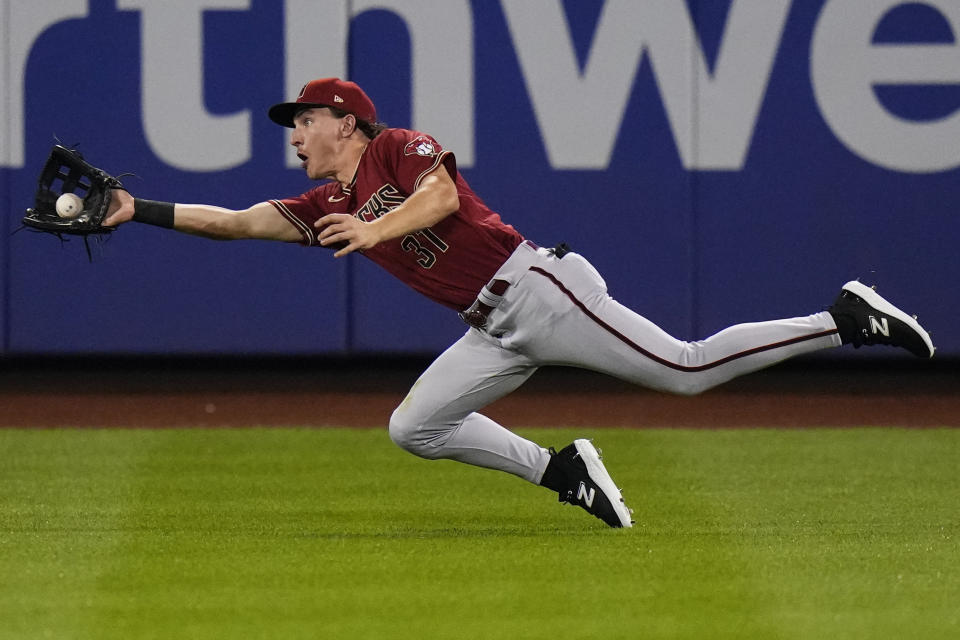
left=56, top=193, right=84, bottom=219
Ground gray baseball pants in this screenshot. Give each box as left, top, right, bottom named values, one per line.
left=389, top=242, right=841, bottom=483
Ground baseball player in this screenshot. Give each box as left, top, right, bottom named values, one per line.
left=103, top=78, right=934, bottom=529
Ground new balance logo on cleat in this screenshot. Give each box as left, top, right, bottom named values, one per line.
left=868, top=315, right=889, bottom=337
left=577, top=482, right=596, bottom=508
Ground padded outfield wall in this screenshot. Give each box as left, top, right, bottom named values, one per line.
left=1, top=0, right=957, bottom=356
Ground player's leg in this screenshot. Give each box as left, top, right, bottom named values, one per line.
left=388, top=327, right=633, bottom=527
left=566, top=302, right=839, bottom=395
left=552, top=300, right=838, bottom=395
left=501, top=251, right=839, bottom=394
left=388, top=328, right=549, bottom=482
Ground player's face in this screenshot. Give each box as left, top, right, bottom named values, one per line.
left=290, top=108, right=343, bottom=180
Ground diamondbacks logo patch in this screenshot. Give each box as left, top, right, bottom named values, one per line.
left=404, top=135, right=439, bottom=158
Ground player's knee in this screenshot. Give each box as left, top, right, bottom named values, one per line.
left=661, top=376, right=711, bottom=397
left=388, top=407, right=442, bottom=459
left=388, top=408, right=418, bottom=452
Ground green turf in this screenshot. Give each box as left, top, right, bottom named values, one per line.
left=1, top=427, right=958, bottom=639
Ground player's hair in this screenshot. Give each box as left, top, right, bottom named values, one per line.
left=326, top=106, right=387, bottom=139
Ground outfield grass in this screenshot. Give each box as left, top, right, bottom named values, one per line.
left=1, top=427, right=958, bottom=639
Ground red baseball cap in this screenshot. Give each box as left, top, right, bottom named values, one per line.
left=268, top=78, right=377, bottom=128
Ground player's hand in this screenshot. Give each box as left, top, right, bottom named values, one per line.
left=316, top=213, right=380, bottom=257
left=103, top=188, right=135, bottom=227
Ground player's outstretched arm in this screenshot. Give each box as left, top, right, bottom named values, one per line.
left=104, top=189, right=301, bottom=242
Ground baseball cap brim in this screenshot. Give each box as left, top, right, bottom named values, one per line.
left=268, top=102, right=329, bottom=128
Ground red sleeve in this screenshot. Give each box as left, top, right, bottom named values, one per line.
left=269, top=184, right=334, bottom=246
left=372, top=130, right=458, bottom=196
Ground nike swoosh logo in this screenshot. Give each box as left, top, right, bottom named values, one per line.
left=328, top=195, right=346, bottom=203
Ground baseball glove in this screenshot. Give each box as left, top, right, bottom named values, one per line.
left=22, top=144, right=124, bottom=237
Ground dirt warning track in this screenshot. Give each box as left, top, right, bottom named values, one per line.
left=1, top=356, right=956, bottom=429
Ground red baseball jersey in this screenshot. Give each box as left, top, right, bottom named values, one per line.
left=270, top=128, right=525, bottom=310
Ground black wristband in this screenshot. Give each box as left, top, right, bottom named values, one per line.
left=132, top=198, right=175, bottom=228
